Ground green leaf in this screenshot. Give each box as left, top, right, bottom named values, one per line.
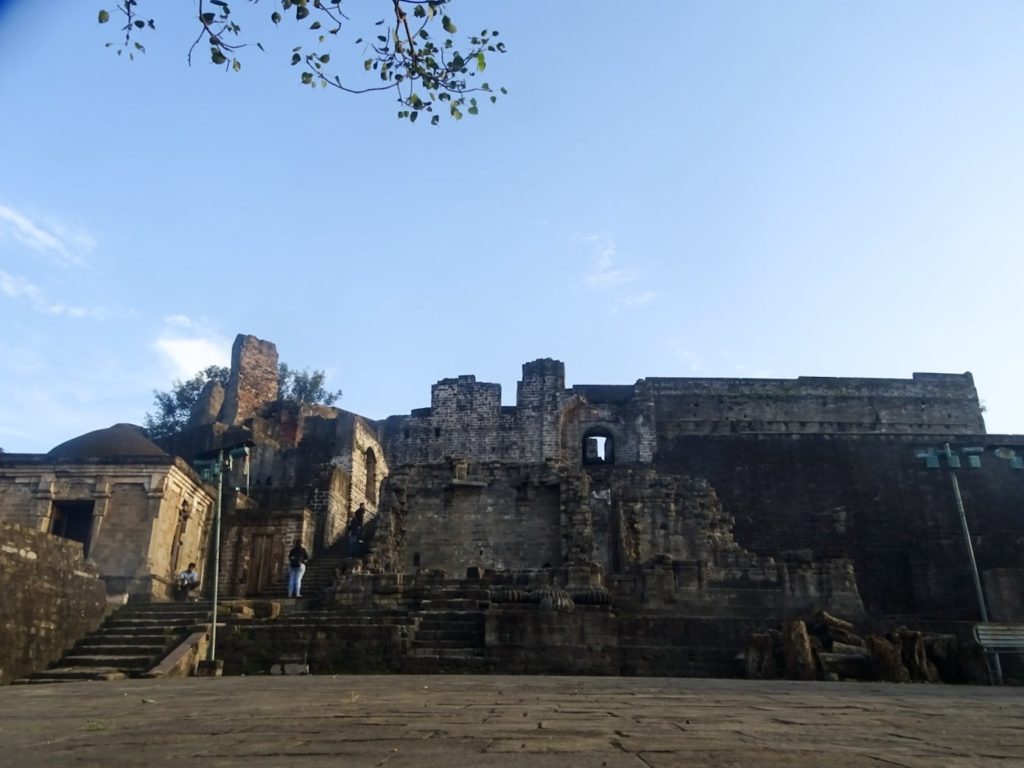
left=319, top=53, right=330, bottom=63
left=301, top=71, right=313, bottom=84
left=98, top=9, right=110, bottom=24
left=211, top=48, right=227, bottom=65
left=475, top=52, right=486, bottom=72
left=363, top=58, right=373, bottom=71
left=201, top=13, right=215, bottom=24
left=409, top=110, right=418, bottom=123
left=431, top=115, right=440, bottom=125
left=296, top=5, right=310, bottom=20
left=271, top=11, right=281, bottom=24
left=291, top=52, right=302, bottom=65
left=442, top=15, right=457, bottom=34
left=232, top=59, right=241, bottom=72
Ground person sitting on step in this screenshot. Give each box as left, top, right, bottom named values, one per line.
left=176, top=562, right=201, bottom=601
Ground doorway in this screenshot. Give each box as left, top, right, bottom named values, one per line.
left=247, top=534, right=276, bottom=595
left=50, top=501, right=94, bottom=556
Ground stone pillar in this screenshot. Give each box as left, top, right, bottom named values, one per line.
left=88, top=478, right=111, bottom=558
left=31, top=475, right=55, bottom=531
left=188, top=379, right=225, bottom=427
left=219, top=334, right=279, bottom=425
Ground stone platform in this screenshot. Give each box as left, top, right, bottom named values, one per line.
left=1, top=676, right=1021, bottom=767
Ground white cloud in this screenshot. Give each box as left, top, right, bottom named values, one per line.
left=0, top=269, right=106, bottom=318
left=165, top=313, right=194, bottom=328
left=614, top=292, right=657, bottom=311
left=580, top=233, right=638, bottom=287
left=0, top=202, right=96, bottom=267
left=155, top=317, right=230, bottom=378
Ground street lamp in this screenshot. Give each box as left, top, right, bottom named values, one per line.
left=915, top=442, right=1021, bottom=685
left=193, top=441, right=253, bottom=665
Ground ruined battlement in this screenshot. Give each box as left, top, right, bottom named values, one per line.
left=380, top=363, right=986, bottom=466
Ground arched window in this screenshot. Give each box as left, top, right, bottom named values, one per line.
left=365, top=448, right=377, bottom=503
left=582, top=427, right=615, bottom=465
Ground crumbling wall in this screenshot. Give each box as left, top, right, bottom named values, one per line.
left=657, top=434, right=1024, bottom=619
left=375, top=463, right=564, bottom=575
left=0, top=523, right=108, bottom=684
left=219, top=334, right=279, bottom=425
left=646, top=372, right=984, bottom=437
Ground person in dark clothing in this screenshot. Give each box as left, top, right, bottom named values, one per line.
left=348, top=503, right=366, bottom=557
left=287, top=540, right=310, bottom=598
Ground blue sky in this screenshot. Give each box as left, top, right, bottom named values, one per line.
left=2, top=1, right=1023, bottom=452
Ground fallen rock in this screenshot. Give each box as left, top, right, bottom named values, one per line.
left=744, top=633, right=778, bottom=680
left=783, top=620, right=816, bottom=680
left=866, top=634, right=910, bottom=683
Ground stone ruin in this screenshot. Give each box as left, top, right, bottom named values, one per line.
left=2, top=332, right=1023, bottom=681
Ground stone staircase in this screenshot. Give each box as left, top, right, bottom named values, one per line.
left=17, top=601, right=211, bottom=684
left=258, top=536, right=357, bottom=601
left=403, top=585, right=489, bottom=673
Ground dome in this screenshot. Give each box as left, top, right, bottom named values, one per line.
left=47, top=423, right=167, bottom=460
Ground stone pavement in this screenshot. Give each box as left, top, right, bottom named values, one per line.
left=0, top=675, right=1021, bottom=767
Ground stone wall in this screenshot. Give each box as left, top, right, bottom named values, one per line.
left=219, top=496, right=314, bottom=597
left=219, top=334, right=279, bottom=425
left=381, top=363, right=984, bottom=471
left=376, top=463, right=564, bottom=575
left=0, top=458, right=214, bottom=599
left=657, top=433, right=1024, bottom=619
left=0, top=523, right=108, bottom=684
left=645, top=372, right=984, bottom=436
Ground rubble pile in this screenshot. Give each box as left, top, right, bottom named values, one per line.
left=742, top=611, right=974, bottom=683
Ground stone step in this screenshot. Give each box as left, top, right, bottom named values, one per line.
left=105, top=618, right=203, bottom=626
left=416, top=621, right=484, bottom=634
left=16, top=668, right=127, bottom=683
left=113, top=611, right=209, bottom=621
left=121, top=601, right=212, bottom=611
left=71, top=643, right=167, bottom=656
left=416, top=612, right=484, bottom=623
left=84, top=630, right=175, bottom=642
left=412, top=638, right=484, bottom=650
left=59, top=654, right=157, bottom=670
left=415, top=600, right=486, bottom=611
left=413, top=629, right=482, bottom=642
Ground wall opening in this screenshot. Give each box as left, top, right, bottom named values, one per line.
left=365, top=448, right=377, bottom=503
left=50, top=501, right=95, bottom=556
left=582, top=428, right=615, bottom=465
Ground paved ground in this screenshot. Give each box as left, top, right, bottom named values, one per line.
left=1, top=675, right=1021, bottom=767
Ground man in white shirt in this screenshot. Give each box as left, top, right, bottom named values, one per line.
left=176, top=562, right=201, bottom=600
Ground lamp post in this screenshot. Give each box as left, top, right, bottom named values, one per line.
left=193, top=441, right=253, bottom=664
left=915, top=442, right=1022, bottom=685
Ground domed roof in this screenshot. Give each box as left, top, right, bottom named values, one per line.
left=47, top=423, right=167, bottom=460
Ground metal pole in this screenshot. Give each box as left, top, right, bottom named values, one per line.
left=944, top=443, right=1003, bottom=685
left=208, top=448, right=223, bottom=662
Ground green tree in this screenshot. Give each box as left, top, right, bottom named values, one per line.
left=278, top=363, right=342, bottom=405
left=98, top=0, right=507, bottom=124
left=144, top=365, right=230, bottom=439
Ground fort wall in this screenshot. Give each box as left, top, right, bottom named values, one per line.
left=0, top=523, right=108, bottom=683
left=381, top=364, right=985, bottom=470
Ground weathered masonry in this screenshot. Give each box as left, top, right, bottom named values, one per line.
left=2, top=333, right=1021, bottom=681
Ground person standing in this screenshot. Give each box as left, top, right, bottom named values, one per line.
left=348, top=503, right=366, bottom=557
left=287, top=539, right=310, bottom=598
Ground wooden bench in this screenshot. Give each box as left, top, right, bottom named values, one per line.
left=974, top=623, right=1024, bottom=653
